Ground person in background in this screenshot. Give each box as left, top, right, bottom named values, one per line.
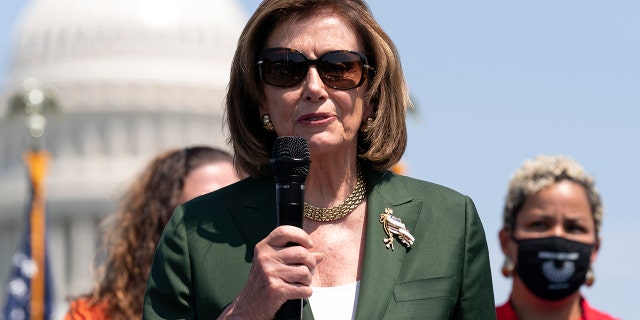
left=497, top=155, right=618, bottom=320
left=143, top=0, right=495, bottom=319
left=65, top=146, right=240, bottom=320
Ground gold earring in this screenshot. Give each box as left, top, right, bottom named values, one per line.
left=585, top=267, right=595, bottom=287
left=501, top=257, right=514, bottom=278
left=262, top=114, right=274, bottom=132
left=360, top=117, right=374, bottom=133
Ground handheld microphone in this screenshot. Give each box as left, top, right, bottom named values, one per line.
left=270, top=136, right=310, bottom=320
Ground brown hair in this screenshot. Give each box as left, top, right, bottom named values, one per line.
left=75, top=146, right=234, bottom=320
left=225, top=0, right=411, bottom=177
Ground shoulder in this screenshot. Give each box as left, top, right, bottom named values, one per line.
left=368, top=169, right=460, bottom=191
left=200, top=176, right=272, bottom=200
left=367, top=170, right=472, bottom=204
left=179, top=177, right=273, bottom=220
left=367, top=170, right=481, bottom=232
left=65, top=298, right=107, bottom=320
left=581, top=297, right=620, bottom=320
left=168, top=176, right=276, bottom=241
left=495, top=300, right=518, bottom=320
left=187, top=176, right=273, bottom=206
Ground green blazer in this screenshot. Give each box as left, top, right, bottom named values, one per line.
left=143, top=170, right=496, bottom=320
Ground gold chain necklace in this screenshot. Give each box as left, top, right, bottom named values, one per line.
left=304, top=167, right=366, bottom=222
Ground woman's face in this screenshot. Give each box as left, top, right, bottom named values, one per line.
left=259, top=12, right=373, bottom=157
left=501, top=180, right=599, bottom=264
left=180, top=162, right=239, bottom=203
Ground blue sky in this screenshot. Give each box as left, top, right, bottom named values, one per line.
left=2, top=0, right=639, bottom=318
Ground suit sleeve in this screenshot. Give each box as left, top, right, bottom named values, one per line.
left=454, top=196, right=497, bottom=320
left=143, top=205, right=196, bottom=320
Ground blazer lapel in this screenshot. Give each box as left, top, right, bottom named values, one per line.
left=229, top=177, right=277, bottom=254
left=355, top=171, right=423, bottom=320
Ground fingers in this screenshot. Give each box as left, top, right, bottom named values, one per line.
left=278, top=245, right=317, bottom=273
left=267, top=225, right=314, bottom=248
left=253, top=226, right=324, bottom=286
left=279, top=264, right=315, bottom=287
left=255, top=227, right=320, bottom=278
left=311, top=251, right=325, bottom=264
left=227, top=227, right=324, bottom=319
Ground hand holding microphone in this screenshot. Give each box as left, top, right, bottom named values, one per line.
left=223, top=137, right=319, bottom=320
left=271, top=136, right=310, bottom=320
left=226, top=226, right=318, bottom=320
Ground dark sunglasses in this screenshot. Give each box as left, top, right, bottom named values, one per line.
left=257, top=47, right=373, bottom=90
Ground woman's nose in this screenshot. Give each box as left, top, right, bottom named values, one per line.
left=303, top=66, right=327, bottom=101
left=305, top=66, right=324, bottom=88
left=550, top=224, right=566, bottom=237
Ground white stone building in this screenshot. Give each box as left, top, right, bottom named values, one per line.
left=0, top=0, right=246, bottom=318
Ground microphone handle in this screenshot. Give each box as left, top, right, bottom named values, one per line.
left=275, top=180, right=304, bottom=320
left=276, top=300, right=303, bottom=320
left=276, top=181, right=304, bottom=227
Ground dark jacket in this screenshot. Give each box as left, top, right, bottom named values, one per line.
left=143, top=170, right=496, bottom=319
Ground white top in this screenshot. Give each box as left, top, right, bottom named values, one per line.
left=308, top=281, right=360, bottom=320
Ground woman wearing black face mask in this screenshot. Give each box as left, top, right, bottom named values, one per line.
left=497, top=155, right=618, bottom=320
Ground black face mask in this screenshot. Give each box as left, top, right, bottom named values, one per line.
left=515, top=236, right=594, bottom=301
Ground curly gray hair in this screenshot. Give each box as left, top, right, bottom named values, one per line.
left=502, top=155, right=603, bottom=237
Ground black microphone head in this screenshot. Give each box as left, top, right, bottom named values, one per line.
left=271, top=136, right=310, bottom=178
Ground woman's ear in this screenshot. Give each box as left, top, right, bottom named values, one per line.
left=363, top=103, right=375, bottom=120
left=499, top=228, right=519, bottom=261
left=499, top=228, right=512, bottom=256
left=590, top=237, right=601, bottom=264
left=499, top=228, right=517, bottom=277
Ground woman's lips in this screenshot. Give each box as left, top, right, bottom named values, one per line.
left=298, top=113, right=334, bottom=124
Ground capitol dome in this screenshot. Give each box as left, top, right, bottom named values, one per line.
left=3, top=0, right=245, bottom=114
left=0, top=0, right=247, bottom=317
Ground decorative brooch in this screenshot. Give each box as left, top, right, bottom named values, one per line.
left=379, top=208, right=415, bottom=250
